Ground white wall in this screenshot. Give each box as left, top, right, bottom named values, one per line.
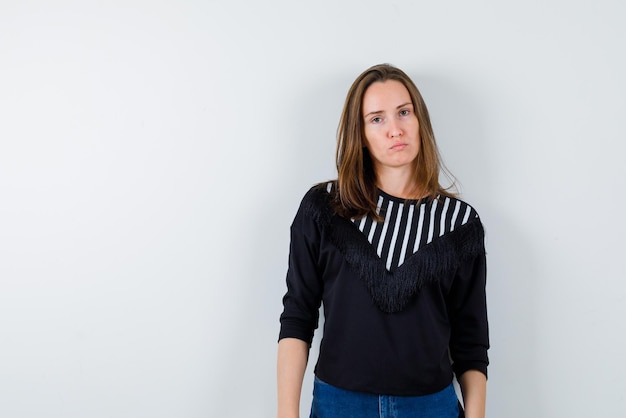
left=1, top=1, right=624, bottom=417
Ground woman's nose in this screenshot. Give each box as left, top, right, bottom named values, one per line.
left=389, top=120, right=402, bottom=138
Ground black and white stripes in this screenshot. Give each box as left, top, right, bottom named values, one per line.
left=348, top=188, right=478, bottom=271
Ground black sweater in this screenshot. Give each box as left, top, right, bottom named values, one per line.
left=279, top=184, right=489, bottom=396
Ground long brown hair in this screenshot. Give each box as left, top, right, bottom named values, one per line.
left=334, top=63, right=456, bottom=220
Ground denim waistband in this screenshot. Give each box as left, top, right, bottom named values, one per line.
left=310, top=377, right=463, bottom=418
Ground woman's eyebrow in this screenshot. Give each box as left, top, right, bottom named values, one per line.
left=363, top=110, right=383, bottom=118
left=364, top=102, right=413, bottom=118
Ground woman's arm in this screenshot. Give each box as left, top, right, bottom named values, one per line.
left=448, top=221, right=489, bottom=417
left=277, top=338, right=309, bottom=418
left=459, top=370, right=486, bottom=418
left=277, top=187, right=327, bottom=417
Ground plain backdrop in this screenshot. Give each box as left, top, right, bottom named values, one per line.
left=1, top=1, right=625, bottom=417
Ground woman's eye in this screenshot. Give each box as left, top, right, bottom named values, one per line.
left=399, top=109, right=410, bottom=116
left=371, top=117, right=382, bottom=124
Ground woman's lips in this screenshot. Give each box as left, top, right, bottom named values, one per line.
left=391, top=143, right=408, bottom=150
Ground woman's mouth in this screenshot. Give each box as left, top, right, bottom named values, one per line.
left=391, top=143, right=408, bottom=150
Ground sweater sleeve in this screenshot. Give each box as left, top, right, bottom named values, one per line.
left=278, top=188, right=325, bottom=345
left=448, top=222, right=490, bottom=379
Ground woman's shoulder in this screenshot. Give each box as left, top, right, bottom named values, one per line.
left=436, top=194, right=482, bottom=223
left=293, top=181, right=337, bottom=224
left=301, top=181, right=336, bottom=203
left=310, top=180, right=336, bottom=195
left=432, top=194, right=485, bottom=256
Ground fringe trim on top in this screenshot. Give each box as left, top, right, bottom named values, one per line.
left=301, top=184, right=485, bottom=313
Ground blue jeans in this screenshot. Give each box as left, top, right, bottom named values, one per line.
left=310, top=378, right=463, bottom=418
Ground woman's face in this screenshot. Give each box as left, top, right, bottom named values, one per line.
left=362, top=80, right=420, bottom=174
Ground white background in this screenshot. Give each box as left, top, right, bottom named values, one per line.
left=1, top=1, right=625, bottom=417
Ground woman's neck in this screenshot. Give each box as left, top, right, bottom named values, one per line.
left=375, top=167, right=421, bottom=199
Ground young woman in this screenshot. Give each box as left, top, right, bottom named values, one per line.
left=277, top=64, right=489, bottom=418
